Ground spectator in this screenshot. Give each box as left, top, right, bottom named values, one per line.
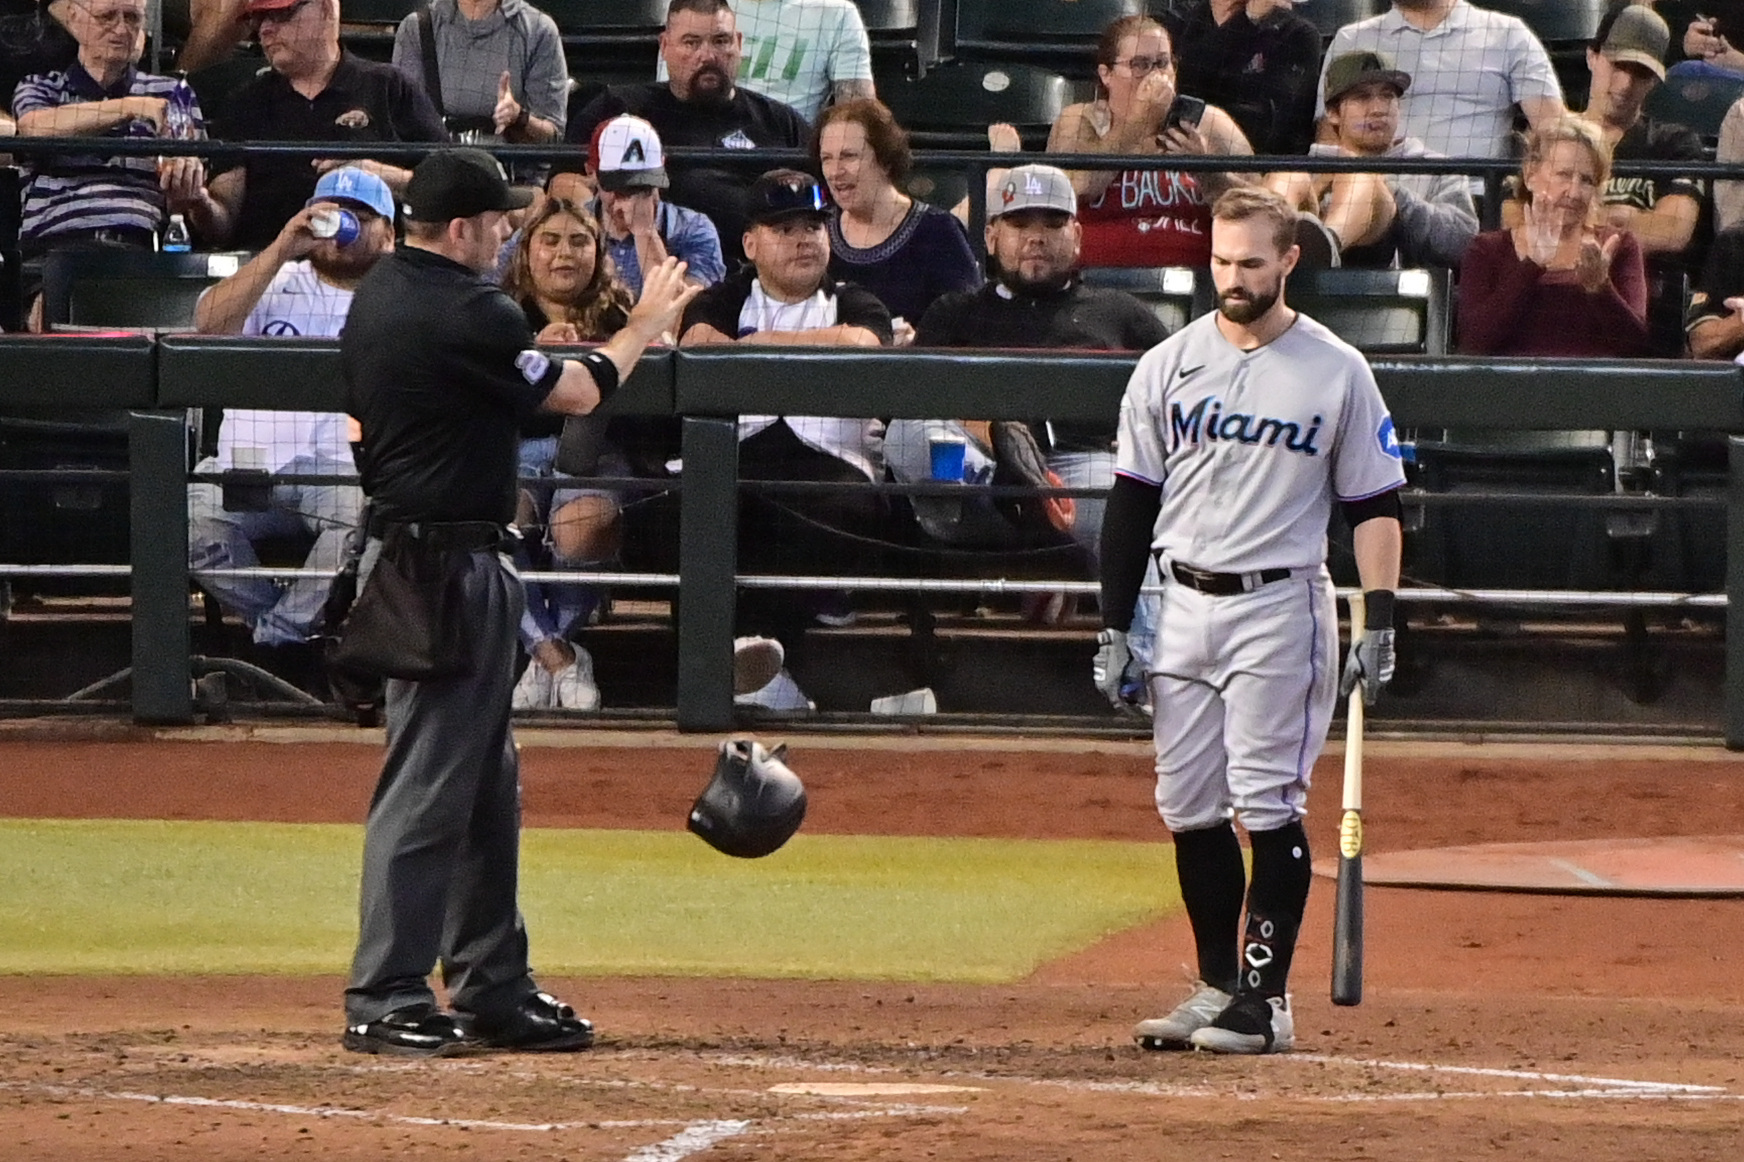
left=679, top=168, right=891, bottom=712
left=187, top=166, right=394, bottom=685
left=499, top=197, right=639, bottom=711
left=1046, top=14, right=1255, bottom=270
left=1319, top=0, right=1565, bottom=160
left=205, top=0, right=448, bottom=251
left=1716, top=97, right=1744, bottom=231
left=811, top=98, right=980, bottom=342
left=391, top=0, right=567, bottom=149
left=656, top=0, right=873, bottom=123
left=1267, top=50, right=1477, bottom=269
left=567, top=0, right=810, bottom=264
left=1674, top=0, right=1744, bottom=79
left=11, top=0, right=220, bottom=324
left=585, top=113, right=726, bottom=294
left=1159, top=0, right=1323, bottom=155
left=1458, top=117, right=1649, bottom=357
left=913, top=164, right=1171, bottom=579
left=1686, top=220, right=1744, bottom=357
left=1, top=0, right=78, bottom=137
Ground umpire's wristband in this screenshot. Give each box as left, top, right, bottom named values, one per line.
left=579, top=350, right=620, bottom=405
left=1363, top=588, right=1396, bottom=630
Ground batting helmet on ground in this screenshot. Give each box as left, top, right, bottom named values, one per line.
left=688, top=738, right=807, bottom=858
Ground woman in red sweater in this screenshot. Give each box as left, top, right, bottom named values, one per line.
left=1458, top=117, right=1649, bottom=357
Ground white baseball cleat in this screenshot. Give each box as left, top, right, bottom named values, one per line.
left=512, top=658, right=554, bottom=710
left=1189, top=993, right=1294, bottom=1055
left=551, top=648, right=601, bottom=710
left=1132, top=980, right=1232, bottom=1051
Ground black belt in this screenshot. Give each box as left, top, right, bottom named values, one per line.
left=370, top=518, right=513, bottom=553
left=1169, top=560, right=1292, bottom=596
left=22, top=226, right=158, bottom=257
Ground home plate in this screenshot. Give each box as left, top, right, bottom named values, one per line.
left=1312, top=835, right=1744, bottom=897
left=769, top=1082, right=986, bottom=1097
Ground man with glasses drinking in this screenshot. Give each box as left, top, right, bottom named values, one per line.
left=566, top=0, right=810, bottom=264
left=204, top=0, right=447, bottom=251
left=10, top=0, right=222, bottom=326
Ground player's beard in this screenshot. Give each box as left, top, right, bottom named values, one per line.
left=1217, top=282, right=1281, bottom=325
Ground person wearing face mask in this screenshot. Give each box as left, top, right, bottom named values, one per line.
left=1159, top=0, right=1323, bottom=156
left=1046, top=14, right=1256, bottom=271
left=1458, top=117, right=1649, bottom=357
left=187, top=166, right=396, bottom=689
left=1266, top=50, right=1477, bottom=270
left=566, top=0, right=809, bottom=264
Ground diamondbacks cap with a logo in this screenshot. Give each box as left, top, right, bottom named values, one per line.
left=403, top=147, right=533, bottom=222
left=308, top=166, right=396, bottom=219
left=744, top=168, right=831, bottom=225
left=590, top=114, right=670, bottom=192
left=994, top=164, right=1077, bottom=218
left=1322, top=50, right=1412, bottom=107
left=1596, top=3, right=1670, bottom=80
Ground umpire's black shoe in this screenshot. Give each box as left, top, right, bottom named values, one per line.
left=463, top=991, right=595, bottom=1052
left=342, top=1002, right=472, bottom=1058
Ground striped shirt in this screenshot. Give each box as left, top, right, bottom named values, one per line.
left=12, top=62, right=204, bottom=243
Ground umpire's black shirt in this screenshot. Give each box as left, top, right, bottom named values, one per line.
left=343, top=244, right=562, bottom=525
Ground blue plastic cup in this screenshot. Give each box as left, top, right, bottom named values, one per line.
left=929, top=435, right=967, bottom=482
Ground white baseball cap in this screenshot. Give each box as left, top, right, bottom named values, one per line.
left=589, top=114, right=669, bottom=192
left=993, top=164, right=1077, bottom=218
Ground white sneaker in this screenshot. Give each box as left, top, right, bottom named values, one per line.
left=1188, top=993, right=1294, bottom=1055
left=733, top=667, right=815, bottom=712
left=1132, top=981, right=1232, bottom=1051
left=512, top=659, right=553, bottom=710
left=551, top=648, right=601, bottom=710
left=732, top=636, right=785, bottom=695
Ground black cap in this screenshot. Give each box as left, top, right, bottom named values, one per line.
left=744, top=169, right=831, bottom=226
left=403, top=147, right=534, bottom=223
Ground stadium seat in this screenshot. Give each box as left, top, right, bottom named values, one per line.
left=1473, top=0, right=1606, bottom=46
left=0, top=415, right=131, bottom=597
left=1079, top=265, right=1212, bottom=334
left=1409, top=441, right=1617, bottom=592
left=857, top=0, right=928, bottom=79
left=877, top=59, right=1070, bottom=149
left=39, top=249, right=250, bottom=332
left=336, top=0, right=419, bottom=61
left=1285, top=0, right=1391, bottom=39
left=552, top=0, right=667, bottom=95
left=953, top=0, right=1142, bottom=77
left=1287, top=267, right=1451, bottom=355
left=1645, top=72, right=1744, bottom=147
left=1648, top=432, right=1728, bottom=595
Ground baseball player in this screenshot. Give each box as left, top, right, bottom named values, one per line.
left=1094, top=186, right=1404, bottom=1054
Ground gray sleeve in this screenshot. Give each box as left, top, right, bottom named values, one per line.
left=524, top=13, right=570, bottom=130
left=390, top=15, right=423, bottom=86
left=1389, top=177, right=1479, bottom=269
left=1718, top=98, right=1744, bottom=233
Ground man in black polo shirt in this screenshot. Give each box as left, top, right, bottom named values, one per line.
left=564, top=0, right=810, bottom=263
left=339, top=147, right=699, bottom=1057
left=205, top=0, right=447, bottom=250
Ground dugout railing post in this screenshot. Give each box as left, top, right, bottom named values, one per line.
left=129, top=408, right=193, bottom=723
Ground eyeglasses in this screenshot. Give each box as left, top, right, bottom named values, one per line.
left=1114, top=55, right=1174, bottom=75
left=73, top=1, right=146, bottom=29
left=252, top=0, right=311, bottom=27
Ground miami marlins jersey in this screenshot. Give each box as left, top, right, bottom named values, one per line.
left=1114, top=310, right=1405, bottom=574
left=201, top=261, right=357, bottom=471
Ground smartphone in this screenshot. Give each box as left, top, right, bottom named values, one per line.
left=1164, top=94, right=1206, bottom=133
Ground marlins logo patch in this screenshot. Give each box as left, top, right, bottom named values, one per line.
left=515, top=349, right=551, bottom=385
left=1377, top=416, right=1402, bottom=459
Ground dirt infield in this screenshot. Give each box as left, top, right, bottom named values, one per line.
left=3, top=731, right=1744, bottom=1161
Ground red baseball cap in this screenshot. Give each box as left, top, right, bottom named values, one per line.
left=241, top=0, right=305, bottom=17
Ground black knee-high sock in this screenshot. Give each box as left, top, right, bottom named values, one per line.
left=1240, top=821, right=1313, bottom=997
left=1172, top=823, right=1246, bottom=994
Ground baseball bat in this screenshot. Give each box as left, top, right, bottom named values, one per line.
left=1331, top=591, right=1365, bottom=1007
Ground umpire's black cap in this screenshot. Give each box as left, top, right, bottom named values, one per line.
left=404, top=147, right=534, bottom=222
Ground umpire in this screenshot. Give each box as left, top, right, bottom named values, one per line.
left=339, top=147, right=699, bottom=1056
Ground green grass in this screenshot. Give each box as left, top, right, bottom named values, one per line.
left=0, top=819, right=1180, bottom=982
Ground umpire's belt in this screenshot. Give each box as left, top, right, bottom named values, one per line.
left=1167, top=559, right=1293, bottom=596
left=369, top=518, right=512, bottom=553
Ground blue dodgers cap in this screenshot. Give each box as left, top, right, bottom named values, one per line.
left=308, top=166, right=397, bottom=219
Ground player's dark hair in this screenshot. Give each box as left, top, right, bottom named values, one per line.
left=810, top=98, right=913, bottom=187
left=1210, top=186, right=1298, bottom=255
left=501, top=198, right=634, bottom=341
left=668, top=0, right=731, bottom=20
left=1094, top=14, right=1169, bottom=102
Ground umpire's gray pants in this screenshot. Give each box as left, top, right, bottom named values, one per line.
left=344, top=545, right=536, bottom=1025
